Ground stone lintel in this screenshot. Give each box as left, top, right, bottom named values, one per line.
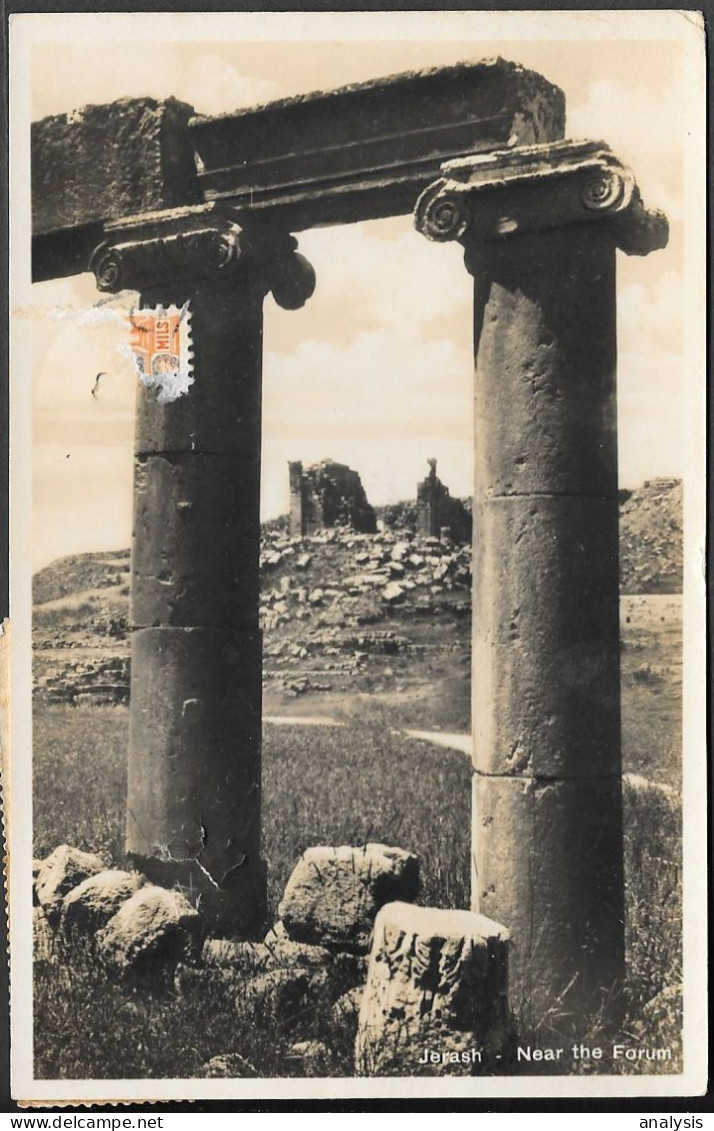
left=415, top=139, right=668, bottom=256
left=32, top=97, right=202, bottom=281
left=89, top=206, right=316, bottom=309
left=190, top=59, right=565, bottom=230
left=32, top=59, right=565, bottom=281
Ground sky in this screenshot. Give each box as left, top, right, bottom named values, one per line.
left=11, top=11, right=703, bottom=569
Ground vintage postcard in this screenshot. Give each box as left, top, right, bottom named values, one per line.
left=6, top=9, right=708, bottom=1103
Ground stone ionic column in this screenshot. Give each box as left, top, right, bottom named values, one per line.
left=90, top=210, right=315, bottom=936
left=416, top=141, right=668, bottom=1015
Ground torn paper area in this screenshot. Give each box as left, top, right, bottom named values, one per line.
left=126, top=304, right=194, bottom=404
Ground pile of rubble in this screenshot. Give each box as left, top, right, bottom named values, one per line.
left=260, top=528, right=471, bottom=612
left=33, top=656, right=129, bottom=706
left=34, top=841, right=512, bottom=1077
left=259, top=528, right=471, bottom=699
left=619, top=479, right=683, bottom=594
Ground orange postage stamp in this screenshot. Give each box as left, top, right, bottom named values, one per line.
left=127, top=304, right=194, bottom=403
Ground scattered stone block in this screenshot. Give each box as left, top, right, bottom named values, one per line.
left=96, top=885, right=202, bottom=975
left=355, top=902, right=512, bottom=1075
left=199, top=1052, right=259, bottom=1078
left=240, top=965, right=322, bottom=1028
left=279, top=844, right=419, bottom=951
left=61, top=869, right=145, bottom=934
left=382, top=582, right=405, bottom=604
left=203, top=937, right=331, bottom=975
left=35, top=845, right=106, bottom=923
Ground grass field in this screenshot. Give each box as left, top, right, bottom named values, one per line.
left=31, top=596, right=683, bottom=1079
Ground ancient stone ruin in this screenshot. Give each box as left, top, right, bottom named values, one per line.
left=31, top=56, right=669, bottom=1040
left=416, top=458, right=472, bottom=542
left=288, top=459, right=377, bottom=537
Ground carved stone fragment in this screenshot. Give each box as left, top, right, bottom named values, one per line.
left=355, top=902, right=511, bottom=1075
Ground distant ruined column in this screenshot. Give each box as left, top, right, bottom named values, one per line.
left=288, top=460, right=305, bottom=537
left=416, top=140, right=668, bottom=1013
left=90, top=211, right=315, bottom=935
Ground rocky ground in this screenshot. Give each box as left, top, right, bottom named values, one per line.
left=619, top=478, right=683, bottom=594
left=31, top=479, right=682, bottom=712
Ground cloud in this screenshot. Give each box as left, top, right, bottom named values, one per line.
left=180, top=54, right=280, bottom=116
left=567, top=69, right=686, bottom=222
left=617, top=269, right=684, bottom=358
left=31, top=44, right=279, bottom=119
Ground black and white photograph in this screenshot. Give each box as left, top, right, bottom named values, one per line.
left=6, top=8, right=708, bottom=1102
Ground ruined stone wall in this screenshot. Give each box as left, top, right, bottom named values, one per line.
left=288, top=460, right=377, bottom=537
left=416, top=460, right=472, bottom=543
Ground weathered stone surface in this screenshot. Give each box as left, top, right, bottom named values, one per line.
left=638, top=983, right=683, bottom=1049
left=417, top=459, right=471, bottom=543
left=472, top=494, right=621, bottom=778
left=431, top=213, right=628, bottom=1013
left=263, top=920, right=289, bottom=944
left=472, top=228, right=618, bottom=499
left=134, top=280, right=265, bottom=458
left=190, top=59, right=564, bottom=229
left=128, top=274, right=271, bottom=938
left=203, top=937, right=332, bottom=974
left=382, top=582, right=405, bottom=605
left=96, top=885, right=202, bottom=974
left=61, top=869, right=145, bottom=934
left=472, top=774, right=624, bottom=1016
left=127, top=625, right=264, bottom=932
left=177, top=936, right=335, bottom=1008
left=279, top=844, right=420, bottom=950
left=35, top=845, right=105, bottom=922
left=355, top=902, right=511, bottom=1075
left=32, top=98, right=201, bottom=281
left=131, top=454, right=259, bottom=628
left=289, top=459, right=377, bottom=537
left=240, top=965, right=323, bottom=1028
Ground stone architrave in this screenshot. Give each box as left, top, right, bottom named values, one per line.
left=415, top=139, right=668, bottom=1014
left=32, top=61, right=565, bottom=282
left=355, top=902, right=511, bottom=1075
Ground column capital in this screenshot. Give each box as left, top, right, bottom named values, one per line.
left=89, top=203, right=316, bottom=309
left=414, top=139, right=668, bottom=259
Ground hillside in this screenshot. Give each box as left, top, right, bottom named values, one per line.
left=31, top=479, right=682, bottom=712
left=619, top=479, right=683, bottom=594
